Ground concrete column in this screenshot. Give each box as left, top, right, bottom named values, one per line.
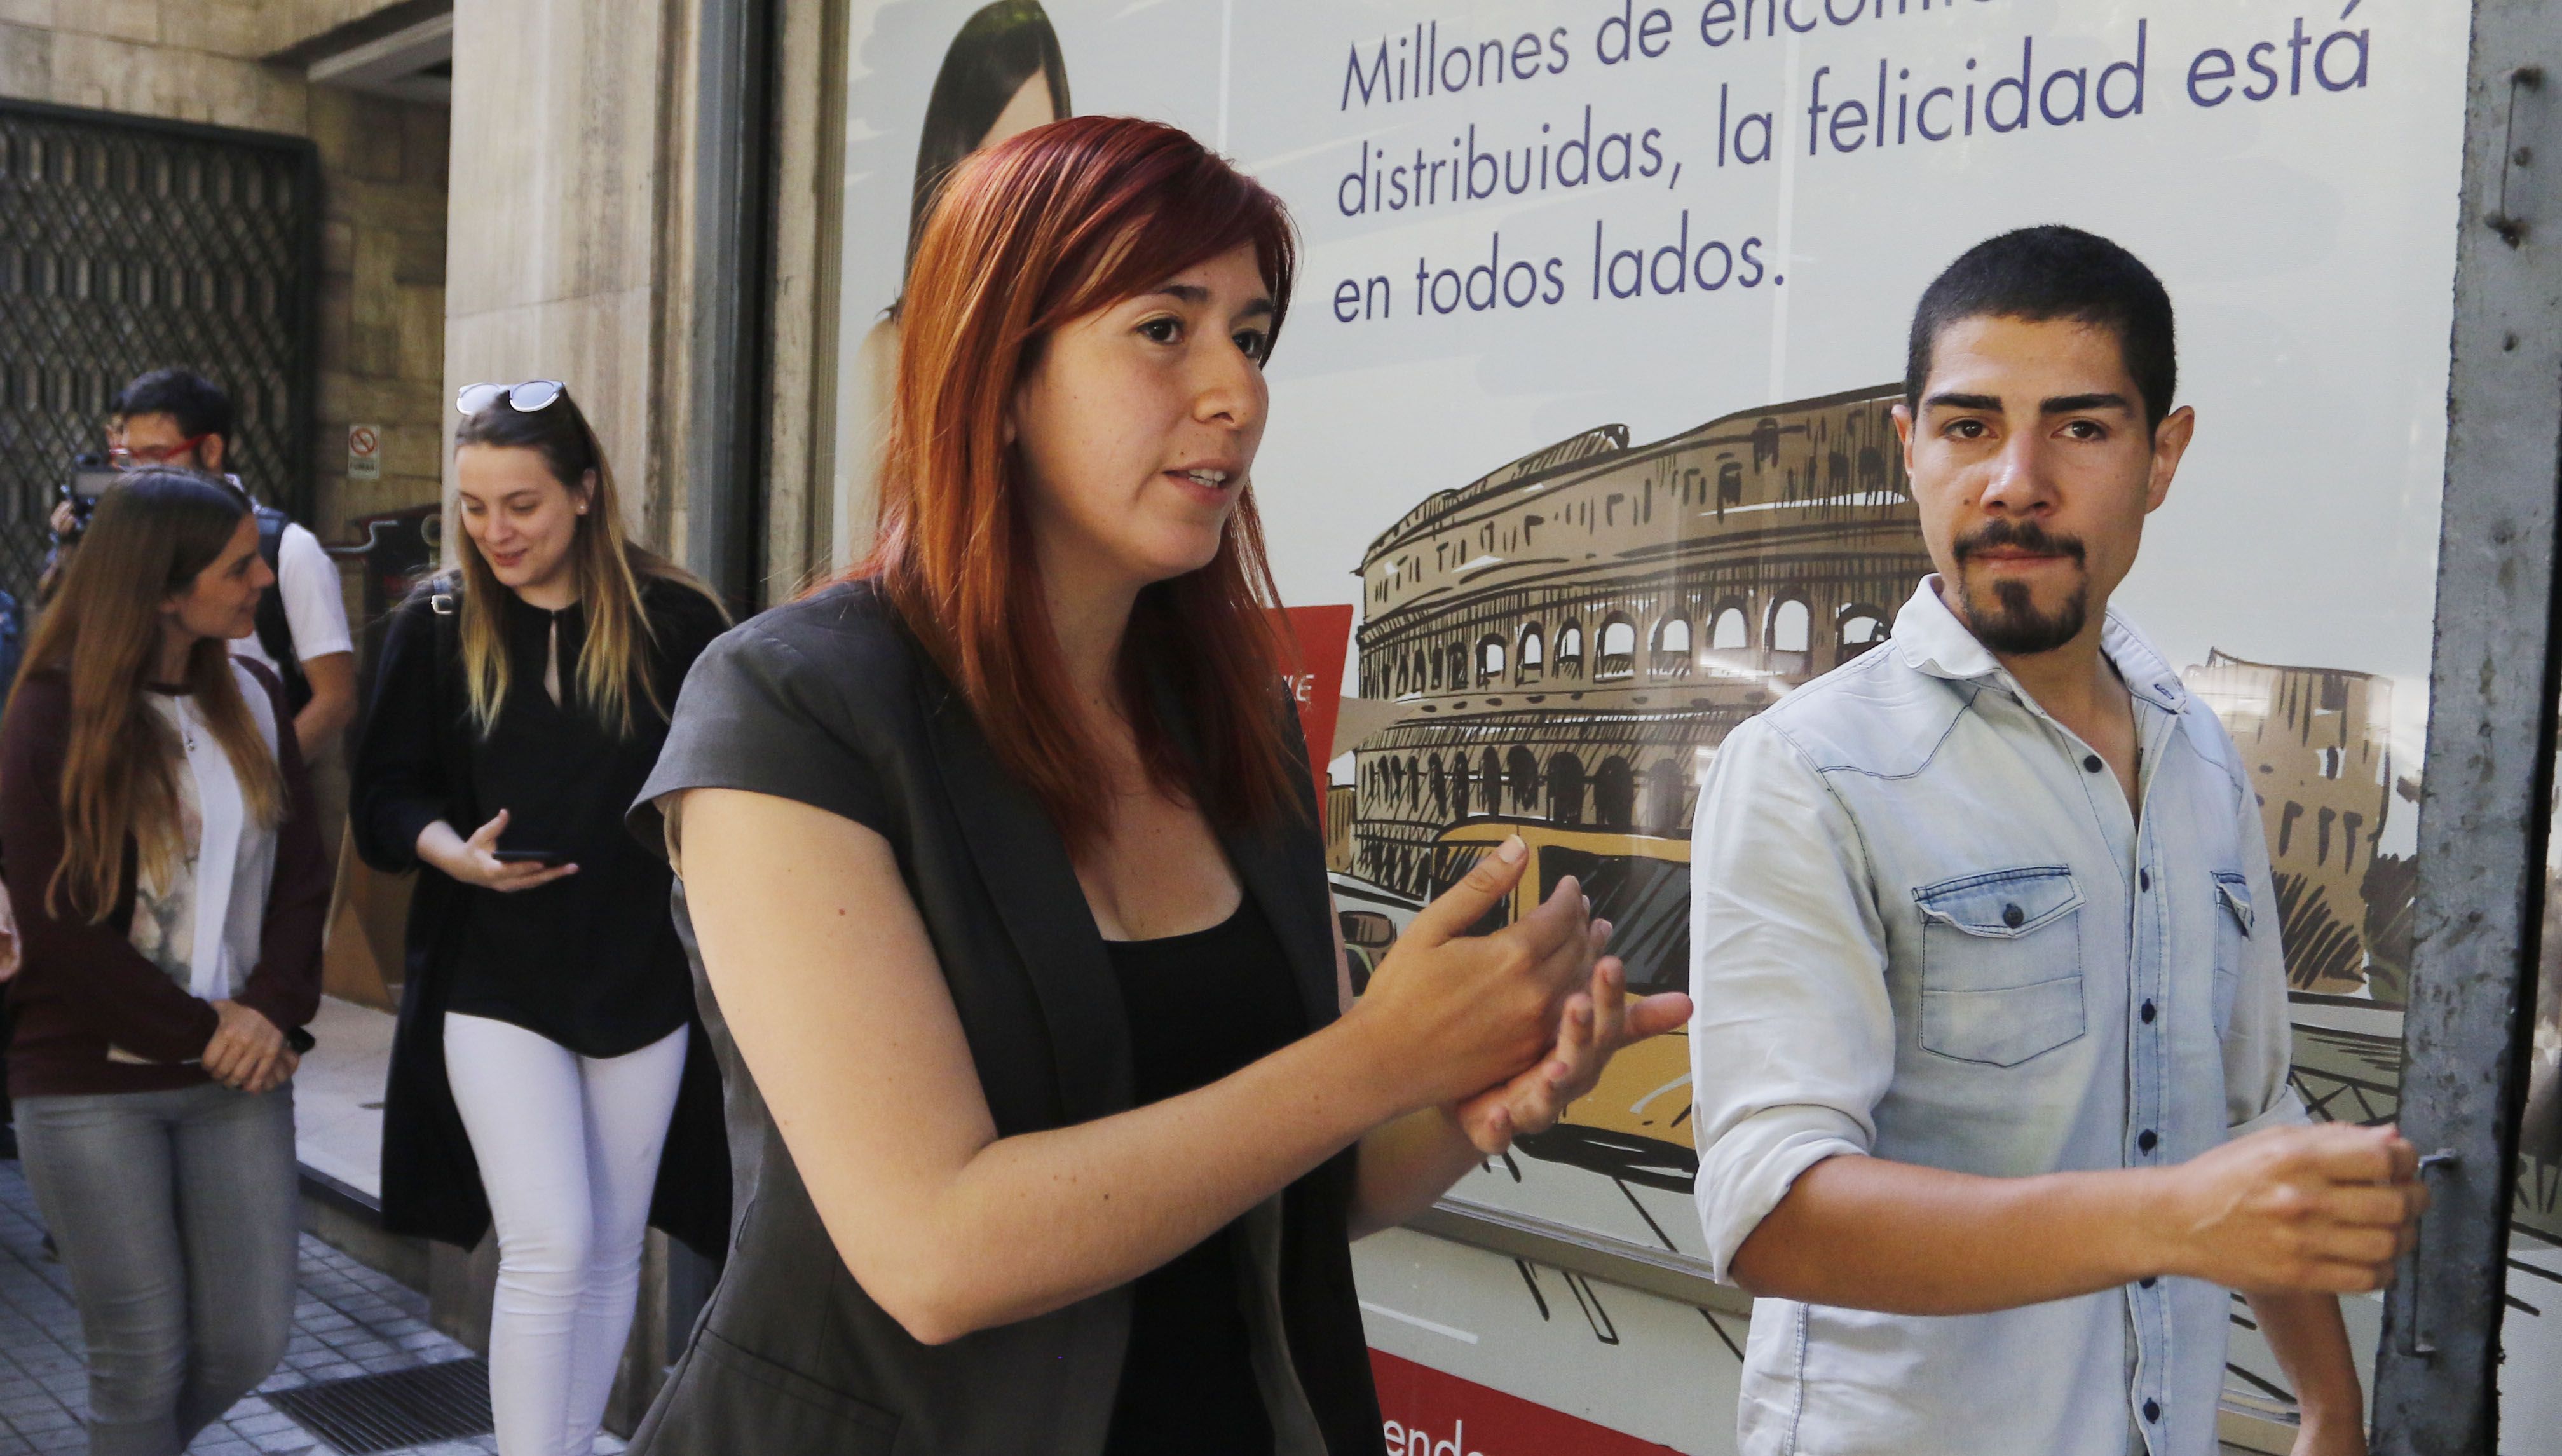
left=442, top=0, right=686, bottom=549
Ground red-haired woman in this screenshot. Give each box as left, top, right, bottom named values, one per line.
left=627, top=117, right=1688, bottom=1456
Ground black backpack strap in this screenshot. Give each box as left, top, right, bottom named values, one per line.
left=251, top=505, right=312, bottom=717
left=426, top=576, right=477, bottom=830
left=429, top=578, right=460, bottom=683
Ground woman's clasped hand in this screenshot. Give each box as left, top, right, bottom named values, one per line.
left=201, top=998, right=295, bottom=1093
left=1348, top=835, right=1693, bottom=1155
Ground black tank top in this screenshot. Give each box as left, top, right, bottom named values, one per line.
left=1100, top=892, right=1307, bottom=1456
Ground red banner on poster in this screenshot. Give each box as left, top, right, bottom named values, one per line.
left=1368, top=1351, right=1685, bottom=1456
left=1278, top=605, right=1354, bottom=827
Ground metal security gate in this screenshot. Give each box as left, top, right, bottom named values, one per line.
left=0, top=99, right=318, bottom=606
left=2374, top=3, right=2562, bottom=1452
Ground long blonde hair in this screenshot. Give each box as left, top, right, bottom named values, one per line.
left=451, top=388, right=723, bottom=737
left=15, top=469, right=285, bottom=921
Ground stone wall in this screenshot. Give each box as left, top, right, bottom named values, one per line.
left=0, top=0, right=450, bottom=544
left=444, top=0, right=677, bottom=549
left=310, top=83, right=448, bottom=531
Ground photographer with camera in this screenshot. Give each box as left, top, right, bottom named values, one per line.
left=53, top=370, right=357, bottom=764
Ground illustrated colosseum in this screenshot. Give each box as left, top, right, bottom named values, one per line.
left=1343, top=384, right=1930, bottom=899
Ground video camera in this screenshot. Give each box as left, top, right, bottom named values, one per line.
left=57, top=454, right=118, bottom=539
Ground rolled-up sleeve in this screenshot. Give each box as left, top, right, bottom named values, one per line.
left=2223, top=759, right=2308, bottom=1136
left=1689, top=719, right=1895, bottom=1283
left=627, top=622, right=898, bottom=858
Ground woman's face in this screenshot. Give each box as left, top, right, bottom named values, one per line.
left=163, top=513, right=272, bottom=646
left=1009, top=242, right=1274, bottom=596
left=456, top=444, right=590, bottom=595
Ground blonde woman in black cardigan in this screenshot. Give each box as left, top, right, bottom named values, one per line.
left=353, top=383, right=728, bottom=1456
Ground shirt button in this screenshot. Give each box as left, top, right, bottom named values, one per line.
left=2001, top=903, right=2025, bottom=928
left=2141, top=1000, right=2157, bottom=1024
left=2144, top=1399, right=2162, bottom=1424
left=2138, top=1129, right=2159, bottom=1153
left=2140, top=1276, right=2158, bottom=1289
left=2083, top=754, right=2104, bottom=773
left=2139, top=868, right=2151, bottom=891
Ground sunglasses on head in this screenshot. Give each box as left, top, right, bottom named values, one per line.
left=456, top=379, right=567, bottom=416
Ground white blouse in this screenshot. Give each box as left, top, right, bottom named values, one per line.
left=126, top=662, right=283, bottom=1005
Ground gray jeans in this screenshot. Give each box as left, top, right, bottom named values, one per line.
left=15, top=1081, right=299, bottom=1456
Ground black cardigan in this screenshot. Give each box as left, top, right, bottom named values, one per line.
left=350, top=576, right=730, bottom=1257
left=622, top=582, right=1384, bottom=1456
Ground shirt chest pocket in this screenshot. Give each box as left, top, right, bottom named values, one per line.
left=1912, top=866, right=2087, bottom=1067
left=2211, top=872, right=2254, bottom=1037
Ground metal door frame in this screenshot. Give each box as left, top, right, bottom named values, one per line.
left=685, top=0, right=780, bottom=613
left=2374, top=2, right=2562, bottom=1451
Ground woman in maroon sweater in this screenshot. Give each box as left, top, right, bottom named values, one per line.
left=0, top=468, right=328, bottom=1456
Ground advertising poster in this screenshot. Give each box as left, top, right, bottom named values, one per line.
left=830, top=3, right=2551, bottom=1450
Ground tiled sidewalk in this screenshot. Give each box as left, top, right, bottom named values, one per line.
left=0, top=1155, right=618, bottom=1456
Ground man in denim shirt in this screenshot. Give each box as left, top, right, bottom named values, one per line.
left=1688, top=228, right=2426, bottom=1456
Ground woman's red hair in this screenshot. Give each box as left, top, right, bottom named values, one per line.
left=854, top=115, right=1304, bottom=852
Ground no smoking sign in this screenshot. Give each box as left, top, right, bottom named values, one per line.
left=346, top=423, right=381, bottom=481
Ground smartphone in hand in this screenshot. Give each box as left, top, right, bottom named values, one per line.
left=491, top=849, right=569, bottom=867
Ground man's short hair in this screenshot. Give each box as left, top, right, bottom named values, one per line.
left=1904, top=226, right=2177, bottom=430
left=111, top=367, right=234, bottom=442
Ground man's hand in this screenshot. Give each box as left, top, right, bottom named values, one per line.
left=203, top=999, right=287, bottom=1091
left=1728, top=1123, right=2423, bottom=1316
left=2157, top=1123, right=2424, bottom=1294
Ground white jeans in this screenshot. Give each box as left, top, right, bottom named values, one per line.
left=445, top=1014, right=687, bottom=1456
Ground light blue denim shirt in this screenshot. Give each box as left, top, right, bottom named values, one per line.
left=1688, top=576, right=2302, bottom=1456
